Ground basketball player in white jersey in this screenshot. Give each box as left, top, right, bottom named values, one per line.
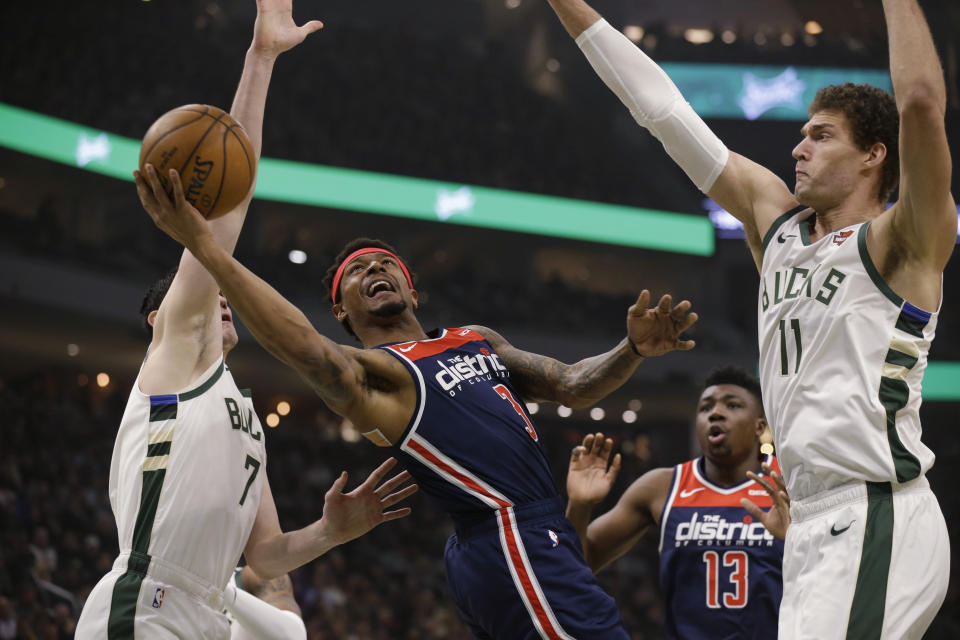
left=546, top=0, right=953, bottom=637
left=76, top=3, right=416, bottom=638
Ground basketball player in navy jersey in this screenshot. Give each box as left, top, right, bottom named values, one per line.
left=566, top=366, right=787, bottom=639
left=136, top=171, right=700, bottom=639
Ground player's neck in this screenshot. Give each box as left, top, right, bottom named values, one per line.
left=703, top=455, right=761, bottom=487
left=357, top=317, right=429, bottom=348
left=808, top=194, right=885, bottom=241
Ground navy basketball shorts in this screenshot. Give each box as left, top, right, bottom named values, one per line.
left=444, top=497, right=629, bottom=640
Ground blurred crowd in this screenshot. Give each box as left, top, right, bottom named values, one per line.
left=0, top=369, right=670, bottom=639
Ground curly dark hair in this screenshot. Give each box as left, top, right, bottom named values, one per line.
left=321, top=238, right=415, bottom=339
left=808, top=83, right=900, bottom=203
left=138, top=267, right=178, bottom=337
left=702, top=365, right=763, bottom=416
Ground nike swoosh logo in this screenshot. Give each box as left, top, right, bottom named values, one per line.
left=830, top=520, right=856, bottom=536
left=679, top=488, right=705, bottom=498
left=397, top=344, right=416, bottom=353
left=777, top=232, right=797, bottom=243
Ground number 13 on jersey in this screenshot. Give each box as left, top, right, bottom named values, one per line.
left=703, top=550, right=748, bottom=608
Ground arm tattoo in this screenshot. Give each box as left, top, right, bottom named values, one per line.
left=252, top=574, right=301, bottom=615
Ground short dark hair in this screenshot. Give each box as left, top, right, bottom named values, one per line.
left=321, top=238, right=415, bottom=339
left=139, top=268, right=178, bottom=337
left=808, top=83, right=900, bottom=203
left=703, top=365, right=763, bottom=416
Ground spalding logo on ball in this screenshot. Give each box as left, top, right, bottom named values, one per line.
left=139, top=104, right=254, bottom=220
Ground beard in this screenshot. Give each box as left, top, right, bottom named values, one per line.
left=370, top=299, right=408, bottom=319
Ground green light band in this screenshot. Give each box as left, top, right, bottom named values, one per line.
left=0, top=102, right=713, bottom=255
left=663, top=63, right=892, bottom=121
left=923, top=362, right=960, bottom=401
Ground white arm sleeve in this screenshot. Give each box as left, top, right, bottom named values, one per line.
left=224, top=582, right=307, bottom=640
left=575, top=19, right=729, bottom=193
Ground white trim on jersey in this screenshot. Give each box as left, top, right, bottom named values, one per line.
left=658, top=465, right=683, bottom=554
left=496, top=508, right=577, bottom=640
left=691, top=457, right=756, bottom=495
left=404, top=433, right=511, bottom=509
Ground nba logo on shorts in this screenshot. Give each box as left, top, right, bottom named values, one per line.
left=547, top=530, right=559, bottom=548
left=152, top=588, right=165, bottom=609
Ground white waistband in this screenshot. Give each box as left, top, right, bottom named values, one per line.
left=790, top=476, right=930, bottom=522
left=113, top=552, right=224, bottom=611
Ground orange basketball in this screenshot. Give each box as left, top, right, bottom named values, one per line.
left=139, top=104, right=254, bottom=219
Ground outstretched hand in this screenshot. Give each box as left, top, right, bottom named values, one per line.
left=252, top=0, right=324, bottom=59
left=567, top=432, right=621, bottom=506
left=626, top=290, right=698, bottom=357
left=741, top=462, right=790, bottom=541
left=136, top=166, right=213, bottom=253
left=320, top=457, right=418, bottom=547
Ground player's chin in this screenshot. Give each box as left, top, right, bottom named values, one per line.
left=369, top=297, right=407, bottom=319
left=222, top=322, right=239, bottom=351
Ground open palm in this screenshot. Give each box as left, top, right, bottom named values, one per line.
left=567, top=433, right=622, bottom=505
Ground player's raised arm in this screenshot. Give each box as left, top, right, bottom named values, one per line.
left=242, top=458, right=417, bottom=580
left=140, top=169, right=416, bottom=437
left=566, top=435, right=672, bottom=573
left=545, top=0, right=798, bottom=267
left=137, top=0, right=323, bottom=393
left=469, top=290, right=697, bottom=408
left=882, top=0, right=955, bottom=272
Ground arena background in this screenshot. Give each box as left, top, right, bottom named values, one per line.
left=1, top=1, right=958, bottom=637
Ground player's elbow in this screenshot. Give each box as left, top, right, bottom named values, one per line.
left=242, top=547, right=283, bottom=582
left=899, top=83, right=946, bottom=120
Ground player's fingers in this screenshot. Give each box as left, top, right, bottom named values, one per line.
left=299, top=20, right=324, bottom=36
left=362, top=457, right=398, bottom=488
left=676, top=339, right=696, bottom=351
left=328, top=471, right=348, bottom=495
left=381, top=507, right=413, bottom=521
left=581, top=433, right=595, bottom=451
left=669, top=300, right=692, bottom=320
left=143, top=164, right=167, bottom=202
left=679, top=312, right=699, bottom=332
left=570, top=446, right=586, bottom=464
left=607, top=453, right=622, bottom=482
left=747, top=470, right=773, bottom=491
left=771, top=471, right=787, bottom=493
left=134, top=171, right=158, bottom=209
left=599, top=436, right=614, bottom=461
left=589, top=432, right=605, bottom=455
left=381, top=484, right=419, bottom=508
left=169, top=169, right=187, bottom=207
left=740, top=498, right=765, bottom=521
left=628, top=290, right=649, bottom=316
left=375, top=470, right=412, bottom=497
left=656, top=294, right=673, bottom=315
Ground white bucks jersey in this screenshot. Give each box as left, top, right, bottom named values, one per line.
left=109, top=356, right=267, bottom=590
left=758, top=207, right=937, bottom=500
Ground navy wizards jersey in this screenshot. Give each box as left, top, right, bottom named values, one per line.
left=380, top=328, right=629, bottom=639
left=659, top=458, right=784, bottom=640
left=379, top=328, right=559, bottom=524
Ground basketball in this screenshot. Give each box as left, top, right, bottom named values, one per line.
left=139, top=104, right=254, bottom=219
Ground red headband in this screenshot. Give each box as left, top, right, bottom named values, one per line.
left=330, top=248, right=413, bottom=303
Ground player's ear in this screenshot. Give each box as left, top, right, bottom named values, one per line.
left=410, top=289, right=419, bottom=310
left=755, top=416, right=768, bottom=439
left=147, top=310, right=159, bottom=328
left=333, top=302, right=346, bottom=322
left=864, top=141, right=887, bottom=169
